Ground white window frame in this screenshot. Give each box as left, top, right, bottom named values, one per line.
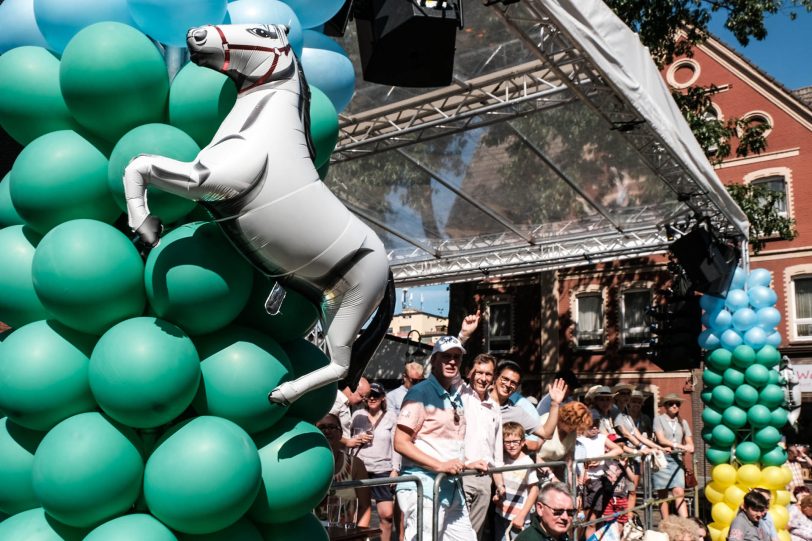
left=620, top=288, right=652, bottom=348
left=788, top=268, right=812, bottom=343
left=573, top=290, right=605, bottom=350
left=485, top=297, right=514, bottom=354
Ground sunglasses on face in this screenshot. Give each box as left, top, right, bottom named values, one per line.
left=365, top=395, right=383, bottom=402
left=406, top=376, right=425, bottom=384
left=540, top=502, right=576, bottom=517
left=665, top=402, right=681, bottom=407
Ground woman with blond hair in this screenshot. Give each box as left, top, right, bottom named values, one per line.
left=658, top=515, right=704, bottom=541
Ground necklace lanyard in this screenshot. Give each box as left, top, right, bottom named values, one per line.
left=667, top=417, right=680, bottom=443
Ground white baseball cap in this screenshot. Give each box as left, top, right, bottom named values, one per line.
left=431, top=336, right=466, bottom=355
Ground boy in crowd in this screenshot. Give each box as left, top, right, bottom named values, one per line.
left=728, top=491, right=772, bottom=541
left=494, top=422, right=539, bottom=541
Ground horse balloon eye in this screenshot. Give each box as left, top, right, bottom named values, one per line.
left=248, top=27, right=276, bottom=39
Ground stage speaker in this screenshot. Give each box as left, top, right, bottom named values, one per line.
left=354, top=0, right=460, bottom=87
left=669, top=227, right=740, bottom=298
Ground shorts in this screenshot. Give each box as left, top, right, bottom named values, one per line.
left=582, top=478, right=610, bottom=516
left=369, top=471, right=395, bottom=502
left=603, top=496, right=629, bottom=524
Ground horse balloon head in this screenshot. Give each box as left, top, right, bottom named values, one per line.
left=186, top=24, right=295, bottom=92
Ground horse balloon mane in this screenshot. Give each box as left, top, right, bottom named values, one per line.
left=123, top=23, right=395, bottom=406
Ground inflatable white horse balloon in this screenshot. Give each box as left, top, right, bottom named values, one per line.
left=123, top=23, right=394, bottom=406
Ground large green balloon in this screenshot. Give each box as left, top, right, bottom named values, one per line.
left=32, top=219, right=146, bottom=335
left=0, top=417, right=45, bottom=515
left=744, top=364, right=769, bottom=388
left=255, top=512, right=329, bottom=541
left=770, top=407, right=789, bottom=429
left=32, top=412, right=144, bottom=528
left=145, top=221, right=254, bottom=335
left=60, top=23, right=169, bottom=142
left=107, top=124, right=199, bottom=223
left=285, top=338, right=337, bottom=424
left=250, top=417, right=333, bottom=524
left=760, top=447, right=788, bottom=467
left=703, top=368, right=724, bottom=388
left=711, top=424, right=736, bottom=448
left=732, top=344, right=756, bottom=369
left=84, top=514, right=178, bottom=541
left=0, top=47, right=77, bottom=145
left=194, top=325, right=291, bottom=433
left=754, top=426, right=782, bottom=449
left=755, top=345, right=781, bottom=368
left=309, top=86, right=339, bottom=169
left=706, top=447, right=732, bottom=466
left=711, top=386, right=735, bottom=409
left=700, top=388, right=713, bottom=405
left=0, top=173, right=25, bottom=228
left=701, top=426, right=713, bottom=444
left=736, top=442, right=762, bottom=465
left=759, top=384, right=785, bottom=409
left=734, top=384, right=759, bottom=409
left=768, top=370, right=780, bottom=385
left=721, top=405, right=748, bottom=429
left=747, top=404, right=772, bottom=429
left=706, top=348, right=733, bottom=372
left=10, top=131, right=119, bottom=235
left=169, top=62, right=237, bottom=148
left=702, top=406, right=723, bottom=427
left=0, top=225, right=51, bottom=328
left=0, top=508, right=86, bottom=541
left=90, top=317, right=201, bottom=429
left=144, top=416, right=261, bottom=535
left=0, top=320, right=96, bottom=430
left=176, top=518, right=262, bottom=541
left=722, top=367, right=745, bottom=388
left=238, top=273, right=319, bottom=343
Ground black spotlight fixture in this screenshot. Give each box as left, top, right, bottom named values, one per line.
left=354, top=0, right=462, bottom=87
left=668, top=224, right=741, bottom=298
left=323, top=0, right=356, bottom=37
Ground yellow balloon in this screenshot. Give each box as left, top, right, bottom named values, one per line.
left=780, top=466, right=793, bottom=487
left=722, top=527, right=730, bottom=541
left=737, top=464, right=763, bottom=487
left=724, top=484, right=747, bottom=507
left=708, top=522, right=723, bottom=541
left=762, top=466, right=785, bottom=489
left=706, top=482, right=726, bottom=504
left=712, top=502, right=737, bottom=525
left=713, top=464, right=739, bottom=487
left=770, top=506, right=789, bottom=530
left=778, top=530, right=791, bottom=541
left=776, top=490, right=792, bottom=507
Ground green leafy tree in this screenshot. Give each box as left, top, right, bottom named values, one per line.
left=726, top=183, right=797, bottom=253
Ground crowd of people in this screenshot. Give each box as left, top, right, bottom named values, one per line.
left=314, top=318, right=809, bottom=541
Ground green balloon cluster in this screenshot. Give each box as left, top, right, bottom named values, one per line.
left=0, top=16, right=342, bottom=538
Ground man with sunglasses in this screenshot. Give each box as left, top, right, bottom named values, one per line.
left=394, top=336, right=488, bottom=541
left=515, top=482, right=575, bottom=541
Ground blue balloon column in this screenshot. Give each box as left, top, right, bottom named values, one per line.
left=0, top=0, right=352, bottom=537
left=699, top=268, right=793, bottom=541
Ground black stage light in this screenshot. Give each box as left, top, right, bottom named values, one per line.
left=669, top=227, right=740, bottom=298
left=323, top=0, right=355, bottom=37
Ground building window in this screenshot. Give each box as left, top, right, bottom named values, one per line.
left=621, top=289, right=652, bottom=347
left=666, top=59, right=701, bottom=89
left=793, top=276, right=812, bottom=340
left=399, top=325, right=412, bottom=335
left=486, top=300, right=514, bottom=354
left=751, top=175, right=788, bottom=217
left=739, top=110, right=773, bottom=138
left=575, top=292, right=604, bottom=349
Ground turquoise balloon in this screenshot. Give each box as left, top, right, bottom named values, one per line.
left=702, top=406, right=723, bottom=427
left=744, top=364, right=770, bottom=388
left=0, top=225, right=51, bottom=328
left=744, top=326, right=767, bottom=349
left=721, top=405, right=748, bottom=429
left=731, top=344, right=756, bottom=369
left=10, top=131, right=119, bottom=235
left=90, top=317, right=201, bottom=428
left=768, top=370, right=780, bottom=385
left=706, top=348, right=732, bottom=372
left=285, top=338, right=337, bottom=424
left=225, top=0, right=303, bottom=55
left=237, top=273, right=319, bottom=343
left=765, top=331, right=782, bottom=348
left=760, top=447, right=787, bottom=467
left=255, top=512, right=328, bottom=541
left=193, top=325, right=291, bottom=433
left=60, top=22, right=169, bottom=142
left=300, top=41, right=354, bottom=113
left=734, top=384, right=759, bottom=409
left=703, top=368, right=724, bottom=388
left=701, top=426, right=713, bottom=444
left=0, top=508, right=86, bottom=541
left=756, top=345, right=781, bottom=368
left=711, top=424, right=736, bottom=447
left=706, top=447, right=732, bottom=466
left=700, top=388, right=713, bottom=405
left=756, top=307, right=781, bottom=330
left=176, top=518, right=262, bottom=541
left=107, top=124, right=199, bottom=223
left=32, top=219, right=146, bottom=335
left=84, top=513, right=177, bottom=541
left=732, top=308, right=757, bottom=332
left=759, top=384, right=785, bottom=409
left=747, top=269, right=772, bottom=288
left=747, top=404, right=772, bottom=429
left=169, top=62, right=236, bottom=148
left=144, top=416, right=261, bottom=534
left=309, top=86, right=339, bottom=169
left=250, top=417, right=333, bottom=524
left=770, top=407, right=788, bottom=429
left=0, top=47, right=77, bottom=145
left=0, top=173, right=25, bottom=227
left=32, top=412, right=144, bottom=528
left=711, top=385, right=735, bottom=409
left=0, top=320, right=96, bottom=430
left=735, top=442, right=762, bottom=464
left=753, top=426, right=782, bottom=449
left=0, top=417, right=45, bottom=515
left=725, top=289, right=749, bottom=312
left=722, top=368, right=745, bottom=389
left=34, top=0, right=135, bottom=54
left=144, top=221, right=253, bottom=335
left=129, top=0, right=229, bottom=47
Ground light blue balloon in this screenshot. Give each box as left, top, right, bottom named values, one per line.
left=744, top=326, right=767, bottom=350
left=85, top=514, right=178, bottom=541
left=226, top=0, right=303, bottom=56
left=747, top=268, right=772, bottom=288
left=127, top=0, right=228, bottom=47
left=720, top=328, right=743, bottom=351
left=302, top=28, right=345, bottom=54
left=732, top=307, right=757, bottom=332
left=34, top=0, right=135, bottom=54
left=698, top=329, right=721, bottom=350
left=748, top=285, right=777, bottom=309
left=280, top=0, right=343, bottom=29
left=300, top=44, right=355, bottom=113
left=730, top=266, right=747, bottom=290
left=725, top=288, right=749, bottom=312
left=765, top=331, right=782, bottom=348
left=757, top=307, right=781, bottom=330
left=0, top=0, right=49, bottom=53
left=706, top=308, right=732, bottom=332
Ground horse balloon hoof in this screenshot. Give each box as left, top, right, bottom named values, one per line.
left=268, top=384, right=294, bottom=407
left=135, top=216, right=163, bottom=248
